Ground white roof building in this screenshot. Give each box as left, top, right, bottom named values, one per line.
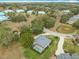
left=62, top=10, right=70, bottom=13
left=27, top=10, right=33, bottom=14
left=38, top=11, right=45, bottom=14
left=16, top=9, right=25, bottom=13
left=4, top=10, right=14, bottom=13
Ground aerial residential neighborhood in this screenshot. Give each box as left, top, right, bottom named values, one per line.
left=0, top=1, right=79, bottom=59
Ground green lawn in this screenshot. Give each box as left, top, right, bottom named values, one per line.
left=57, top=24, right=75, bottom=34
left=63, top=39, right=79, bottom=55
left=23, top=36, right=59, bottom=59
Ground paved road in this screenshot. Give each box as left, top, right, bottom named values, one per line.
left=55, top=36, right=65, bottom=55
left=34, top=28, right=74, bottom=56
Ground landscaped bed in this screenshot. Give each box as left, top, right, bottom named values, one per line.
left=57, top=24, right=75, bottom=34
left=63, top=39, right=79, bottom=55
left=23, top=36, right=59, bottom=59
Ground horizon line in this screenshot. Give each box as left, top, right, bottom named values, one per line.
left=0, top=1, right=79, bottom=3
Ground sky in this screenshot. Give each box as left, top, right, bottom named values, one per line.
left=0, top=0, right=79, bottom=2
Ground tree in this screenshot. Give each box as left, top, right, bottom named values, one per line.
left=60, top=12, right=74, bottom=23
left=9, top=14, right=27, bottom=22
left=0, top=31, right=19, bottom=47
left=42, top=16, right=55, bottom=28
left=20, top=27, right=34, bottom=48
left=31, top=19, right=44, bottom=35
left=73, top=20, right=79, bottom=29
left=70, top=8, right=79, bottom=15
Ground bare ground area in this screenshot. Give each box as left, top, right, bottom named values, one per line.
left=50, top=55, right=56, bottom=59
left=0, top=43, right=26, bottom=59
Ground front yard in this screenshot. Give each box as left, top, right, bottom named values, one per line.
left=23, top=36, right=59, bottom=59
left=63, top=38, right=79, bottom=55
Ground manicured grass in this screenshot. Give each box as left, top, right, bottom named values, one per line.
left=23, top=36, right=59, bottom=59
left=63, top=39, right=79, bottom=55
left=57, top=24, right=75, bottom=34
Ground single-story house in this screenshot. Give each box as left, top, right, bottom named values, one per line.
left=38, top=11, right=45, bottom=14
left=57, top=53, right=79, bottom=59
left=73, top=34, right=79, bottom=39
left=16, top=9, right=25, bottom=13
left=4, top=10, right=14, bottom=13
left=27, top=10, right=33, bottom=14
left=62, top=10, right=70, bottom=13
left=33, top=35, right=51, bottom=53
left=67, top=14, right=79, bottom=24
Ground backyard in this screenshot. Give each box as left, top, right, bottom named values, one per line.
left=23, top=36, right=59, bottom=59
left=63, top=38, right=79, bottom=55
left=57, top=24, right=75, bottom=34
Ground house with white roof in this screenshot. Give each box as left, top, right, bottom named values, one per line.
left=33, top=35, right=51, bottom=53
left=4, top=10, right=14, bottom=13
left=27, top=10, right=33, bottom=15
left=16, top=9, right=25, bottom=13
left=62, top=10, right=70, bottom=13
left=38, top=11, right=45, bottom=15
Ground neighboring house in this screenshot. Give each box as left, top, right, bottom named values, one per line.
left=0, top=12, right=8, bottom=21
left=73, top=34, right=79, bottom=44
left=62, top=10, right=70, bottom=13
left=73, top=34, right=79, bottom=39
left=57, top=53, right=79, bottom=59
left=4, top=10, right=14, bottom=13
left=38, top=11, right=45, bottom=15
left=16, top=9, right=25, bottom=13
left=33, top=35, right=51, bottom=53
left=67, top=14, right=79, bottom=24
left=27, top=10, right=33, bottom=14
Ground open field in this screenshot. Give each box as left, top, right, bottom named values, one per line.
left=57, top=24, right=75, bottom=34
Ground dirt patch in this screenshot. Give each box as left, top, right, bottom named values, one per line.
left=50, top=55, right=56, bottom=59
left=0, top=43, right=26, bottom=59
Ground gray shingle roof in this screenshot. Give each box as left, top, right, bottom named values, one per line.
left=72, top=54, right=79, bottom=59
left=57, top=54, right=79, bottom=59
left=57, top=53, right=71, bottom=59
left=35, top=36, right=51, bottom=48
